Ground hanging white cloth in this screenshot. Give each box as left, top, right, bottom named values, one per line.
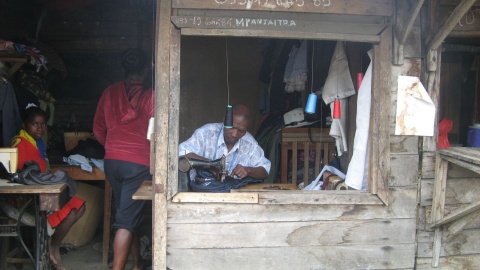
left=321, top=41, right=356, bottom=155
left=345, top=50, right=373, bottom=190
left=283, top=40, right=307, bottom=93
left=329, top=98, right=348, bottom=155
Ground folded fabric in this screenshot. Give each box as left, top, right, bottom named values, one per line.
left=63, top=154, right=92, bottom=172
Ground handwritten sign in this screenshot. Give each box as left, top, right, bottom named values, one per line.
left=172, top=16, right=297, bottom=29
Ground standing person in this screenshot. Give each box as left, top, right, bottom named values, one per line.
left=11, top=104, right=86, bottom=270
left=179, top=103, right=271, bottom=181
left=93, top=48, right=154, bottom=270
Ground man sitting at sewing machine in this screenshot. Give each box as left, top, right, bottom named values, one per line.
left=179, top=103, right=271, bottom=186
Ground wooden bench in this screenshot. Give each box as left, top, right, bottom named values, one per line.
left=281, top=128, right=335, bottom=186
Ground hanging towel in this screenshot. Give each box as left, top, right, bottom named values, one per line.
left=321, top=41, right=356, bottom=155
left=321, top=41, right=356, bottom=104
left=345, top=50, right=373, bottom=190
left=283, top=40, right=307, bottom=93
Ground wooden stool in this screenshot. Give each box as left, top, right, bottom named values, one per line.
left=281, top=128, right=335, bottom=186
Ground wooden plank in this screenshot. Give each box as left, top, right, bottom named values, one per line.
left=153, top=0, right=171, bottom=269
left=417, top=228, right=480, bottom=257
left=167, top=244, right=416, bottom=270
left=416, top=254, right=480, bottom=269
left=172, top=15, right=386, bottom=35
left=258, top=191, right=384, bottom=205
left=390, top=135, right=419, bottom=155
left=168, top=188, right=417, bottom=223
left=177, top=9, right=388, bottom=23
left=439, top=5, right=480, bottom=36
left=172, top=0, right=393, bottom=17
left=440, top=147, right=480, bottom=165
left=132, top=180, right=153, bottom=200
left=167, top=16, right=181, bottom=200
left=0, top=184, right=66, bottom=194
left=440, top=155, right=480, bottom=175
left=432, top=227, right=443, bottom=267
left=180, top=28, right=382, bottom=43
left=430, top=200, right=480, bottom=228
left=172, top=192, right=258, bottom=203
left=390, top=154, right=419, bottom=187
left=369, top=25, right=391, bottom=205
left=420, top=178, right=480, bottom=206
left=430, top=153, right=449, bottom=223
left=231, top=183, right=299, bottom=191
left=428, top=0, right=478, bottom=50
left=167, top=219, right=416, bottom=248
left=444, top=209, right=480, bottom=240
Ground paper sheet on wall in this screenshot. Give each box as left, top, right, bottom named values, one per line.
left=395, top=76, right=436, bottom=136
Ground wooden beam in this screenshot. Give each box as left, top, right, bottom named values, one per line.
left=172, top=192, right=259, bottom=203
left=396, top=0, right=425, bottom=44
left=172, top=0, right=393, bottom=17
left=153, top=0, right=170, bottom=269
left=444, top=209, right=480, bottom=241
left=428, top=0, right=478, bottom=50
left=180, top=28, right=381, bottom=43
left=430, top=200, right=480, bottom=228
left=369, top=25, right=391, bottom=205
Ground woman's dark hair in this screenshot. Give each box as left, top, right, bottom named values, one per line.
left=121, top=48, right=148, bottom=75
left=21, top=105, right=47, bottom=124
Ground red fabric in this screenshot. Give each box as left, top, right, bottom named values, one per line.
left=438, top=118, right=453, bottom=149
left=11, top=136, right=47, bottom=172
left=94, top=80, right=154, bottom=167
left=47, top=196, right=85, bottom=228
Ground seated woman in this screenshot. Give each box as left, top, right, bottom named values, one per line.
left=11, top=104, right=86, bottom=270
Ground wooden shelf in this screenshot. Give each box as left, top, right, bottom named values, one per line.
left=0, top=50, right=27, bottom=79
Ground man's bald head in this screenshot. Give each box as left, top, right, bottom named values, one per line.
left=233, top=103, right=251, bottom=123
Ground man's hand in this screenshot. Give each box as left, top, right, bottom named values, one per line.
left=230, top=164, right=250, bottom=179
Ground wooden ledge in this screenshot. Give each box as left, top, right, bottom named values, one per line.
left=172, top=192, right=258, bottom=204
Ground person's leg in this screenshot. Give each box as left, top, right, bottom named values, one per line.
left=130, top=233, right=144, bottom=270
left=49, top=204, right=86, bottom=269
left=112, top=228, right=133, bottom=270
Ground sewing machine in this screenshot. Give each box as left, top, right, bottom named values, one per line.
left=178, top=155, right=228, bottom=182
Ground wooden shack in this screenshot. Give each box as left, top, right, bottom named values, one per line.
left=2, top=0, right=480, bottom=269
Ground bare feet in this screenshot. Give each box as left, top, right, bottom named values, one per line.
left=50, top=245, right=66, bottom=270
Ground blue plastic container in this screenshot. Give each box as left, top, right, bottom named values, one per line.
left=467, top=126, right=480, bottom=147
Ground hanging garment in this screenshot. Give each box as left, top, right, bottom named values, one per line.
left=321, top=41, right=356, bottom=155
left=345, top=50, right=373, bottom=190
left=0, top=82, right=22, bottom=147
left=283, top=40, right=307, bottom=93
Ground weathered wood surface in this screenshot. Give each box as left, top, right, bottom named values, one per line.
left=180, top=28, right=382, bottom=43
left=257, top=190, right=383, bottom=205
left=153, top=0, right=171, bottom=268
left=0, top=183, right=68, bottom=212
left=431, top=153, right=449, bottom=223
left=428, top=0, right=478, bottom=50
left=132, top=180, right=153, bottom=200
left=421, top=204, right=480, bottom=231
left=439, top=4, right=480, bottom=37
left=390, top=135, right=419, bottom=155
left=369, top=25, right=391, bottom=205
left=417, top=228, right=480, bottom=257
left=416, top=254, right=480, bottom=270
left=167, top=244, right=415, bottom=270
left=167, top=188, right=417, bottom=223
left=172, top=192, right=259, bottom=203
left=420, top=178, right=480, bottom=206
left=390, top=154, right=419, bottom=187
left=430, top=200, right=480, bottom=228
left=422, top=152, right=480, bottom=179
left=172, top=0, right=393, bottom=17
left=168, top=218, right=416, bottom=248
left=171, top=15, right=387, bottom=35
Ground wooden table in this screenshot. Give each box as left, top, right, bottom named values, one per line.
left=0, top=180, right=68, bottom=269
left=50, top=165, right=111, bottom=265
left=429, top=147, right=480, bottom=267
